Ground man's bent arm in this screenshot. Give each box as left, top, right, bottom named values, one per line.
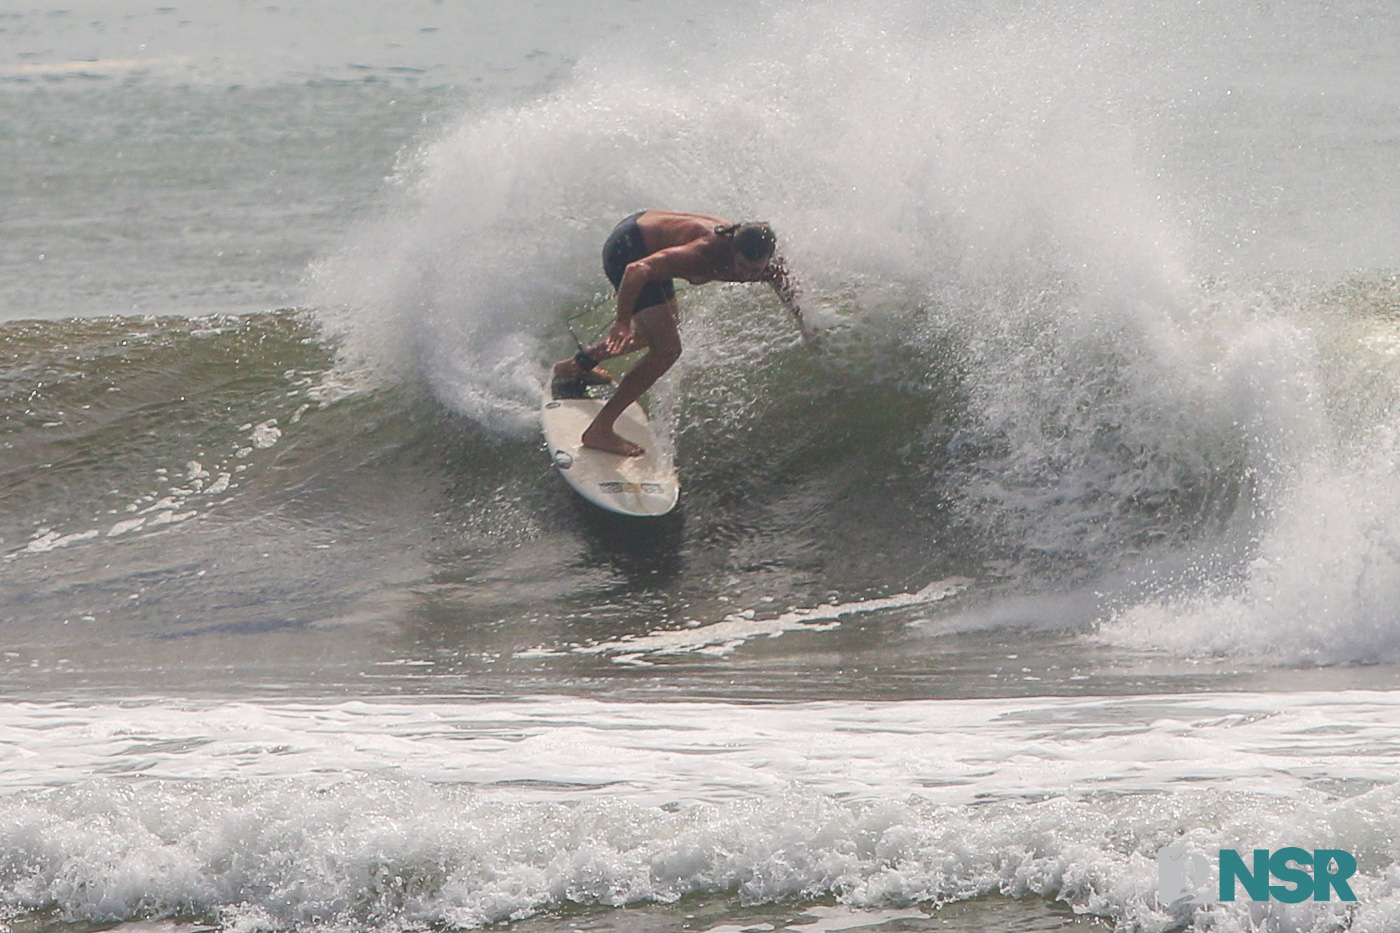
left=615, top=260, right=651, bottom=320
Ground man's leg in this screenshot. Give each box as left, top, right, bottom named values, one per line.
left=581, top=302, right=680, bottom=456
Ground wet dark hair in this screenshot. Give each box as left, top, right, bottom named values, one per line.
left=716, top=221, right=777, bottom=262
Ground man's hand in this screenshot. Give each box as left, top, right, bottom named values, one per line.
left=603, top=317, right=633, bottom=354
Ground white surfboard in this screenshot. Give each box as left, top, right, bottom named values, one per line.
left=541, top=398, right=680, bottom=516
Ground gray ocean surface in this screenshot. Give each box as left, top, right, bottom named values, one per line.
left=4, top=2, right=1400, bottom=932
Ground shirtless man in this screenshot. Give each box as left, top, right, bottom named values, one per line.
left=552, top=210, right=809, bottom=457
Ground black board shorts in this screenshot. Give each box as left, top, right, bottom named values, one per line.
left=602, top=211, right=676, bottom=314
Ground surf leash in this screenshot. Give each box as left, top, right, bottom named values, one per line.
left=564, top=309, right=601, bottom=354
left=564, top=309, right=613, bottom=375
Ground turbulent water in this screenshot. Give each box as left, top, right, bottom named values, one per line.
left=4, top=2, right=1400, bottom=933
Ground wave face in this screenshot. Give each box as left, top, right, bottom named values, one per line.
left=9, top=270, right=1400, bottom=677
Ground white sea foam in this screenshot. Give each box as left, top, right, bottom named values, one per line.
left=1, top=693, right=1398, bottom=932
left=21, top=528, right=100, bottom=554
left=555, top=578, right=971, bottom=664
left=1102, top=441, right=1400, bottom=665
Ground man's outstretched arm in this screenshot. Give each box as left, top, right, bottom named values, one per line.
left=763, top=256, right=816, bottom=344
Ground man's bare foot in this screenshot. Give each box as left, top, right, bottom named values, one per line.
left=553, top=359, right=614, bottom=383
left=579, top=366, right=614, bottom=385
left=581, top=424, right=644, bottom=457
left=551, top=360, right=615, bottom=400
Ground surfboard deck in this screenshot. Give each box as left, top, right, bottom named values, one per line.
left=540, top=398, right=679, bottom=517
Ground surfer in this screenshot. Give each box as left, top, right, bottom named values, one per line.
left=552, top=210, right=810, bottom=457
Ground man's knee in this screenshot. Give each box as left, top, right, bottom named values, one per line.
left=633, top=305, right=681, bottom=363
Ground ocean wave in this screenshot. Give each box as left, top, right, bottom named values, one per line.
left=299, top=0, right=1400, bottom=666
left=2, top=695, right=1398, bottom=932
left=0, top=312, right=335, bottom=562
left=7, top=270, right=1400, bottom=669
